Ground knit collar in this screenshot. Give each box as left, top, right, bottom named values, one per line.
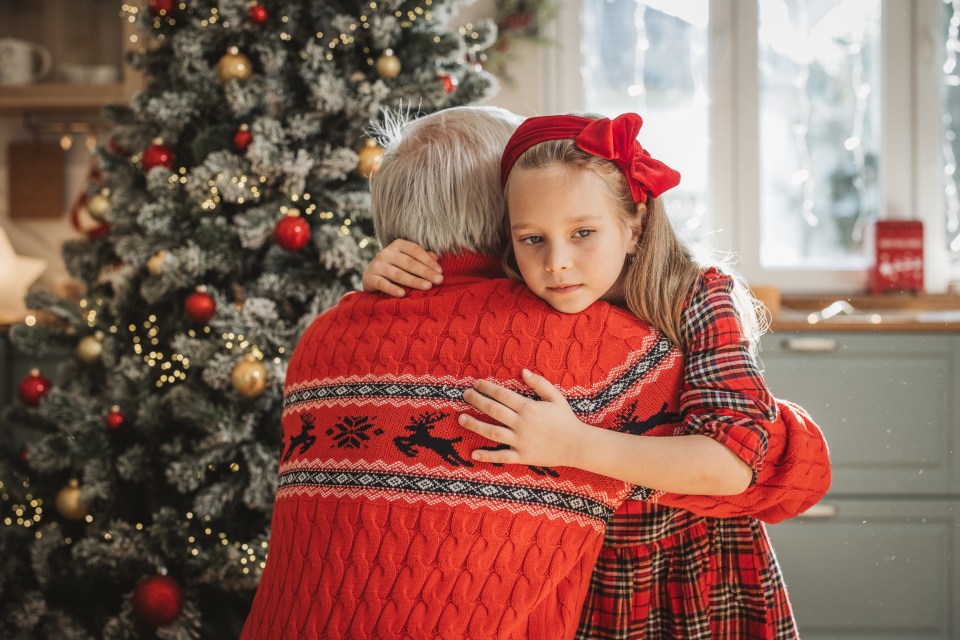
left=436, top=251, right=504, bottom=284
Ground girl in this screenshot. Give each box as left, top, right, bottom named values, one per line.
left=363, top=113, right=813, bottom=639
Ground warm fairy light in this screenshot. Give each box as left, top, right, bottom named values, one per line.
left=944, top=0, right=960, bottom=252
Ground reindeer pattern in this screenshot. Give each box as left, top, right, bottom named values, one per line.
left=394, top=411, right=474, bottom=467
left=282, top=401, right=675, bottom=472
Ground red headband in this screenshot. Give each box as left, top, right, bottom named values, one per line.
left=499, top=113, right=680, bottom=203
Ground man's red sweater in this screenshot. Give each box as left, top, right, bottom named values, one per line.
left=240, top=253, right=686, bottom=640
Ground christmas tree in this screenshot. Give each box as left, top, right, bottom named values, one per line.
left=0, top=1, right=499, bottom=637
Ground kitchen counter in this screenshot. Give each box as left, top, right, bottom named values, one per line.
left=771, top=293, right=960, bottom=332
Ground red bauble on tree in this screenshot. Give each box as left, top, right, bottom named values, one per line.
left=274, top=213, right=311, bottom=251
left=249, top=3, right=268, bottom=24
left=184, top=288, right=216, bottom=323
left=132, top=575, right=183, bottom=627
left=148, top=0, right=177, bottom=16
left=19, top=369, right=52, bottom=407
left=439, top=74, right=458, bottom=94
left=107, top=138, right=128, bottom=156
left=142, top=140, right=175, bottom=172
left=234, top=124, right=253, bottom=151
left=106, top=406, right=126, bottom=430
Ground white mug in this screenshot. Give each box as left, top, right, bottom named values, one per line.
left=61, top=62, right=119, bottom=84
left=0, top=38, right=53, bottom=85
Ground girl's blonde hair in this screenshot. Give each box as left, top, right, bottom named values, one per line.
left=502, top=138, right=766, bottom=352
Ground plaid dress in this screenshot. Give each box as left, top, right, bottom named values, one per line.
left=576, top=268, right=799, bottom=640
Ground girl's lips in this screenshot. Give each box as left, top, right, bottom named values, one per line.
left=547, top=284, right=582, bottom=293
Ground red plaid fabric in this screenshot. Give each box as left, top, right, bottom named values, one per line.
left=577, top=269, right=799, bottom=639
left=680, top=268, right=776, bottom=471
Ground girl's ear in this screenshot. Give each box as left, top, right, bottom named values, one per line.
left=628, top=202, right=646, bottom=249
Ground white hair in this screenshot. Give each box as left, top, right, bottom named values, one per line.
left=369, top=105, right=523, bottom=256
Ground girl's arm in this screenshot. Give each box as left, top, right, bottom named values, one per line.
left=361, top=239, right=444, bottom=297
left=460, top=370, right=753, bottom=496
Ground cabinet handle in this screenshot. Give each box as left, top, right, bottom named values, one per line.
left=781, top=337, right=839, bottom=352
left=797, top=503, right=837, bottom=519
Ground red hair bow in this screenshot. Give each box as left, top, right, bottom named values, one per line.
left=500, top=113, right=680, bottom=204
left=575, top=113, right=680, bottom=203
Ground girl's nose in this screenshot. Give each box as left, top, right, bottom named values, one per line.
left=545, top=246, right=572, bottom=272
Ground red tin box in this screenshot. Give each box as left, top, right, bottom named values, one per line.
left=871, top=220, right=923, bottom=294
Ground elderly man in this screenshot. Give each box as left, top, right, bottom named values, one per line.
left=240, top=106, right=689, bottom=639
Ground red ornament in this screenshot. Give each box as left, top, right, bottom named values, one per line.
left=106, top=406, right=126, bottom=430
left=19, top=369, right=52, bottom=407
left=107, top=138, right=128, bottom=156
left=184, top=289, right=216, bottom=323
left=500, top=11, right=533, bottom=31
left=249, top=4, right=268, bottom=24
left=20, top=447, right=29, bottom=463
left=148, top=0, right=177, bottom=16
left=142, top=141, right=174, bottom=172
left=440, top=74, right=458, bottom=94
left=234, top=125, right=253, bottom=151
left=132, top=575, right=183, bottom=627
left=274, top=215, right=311, bottom=251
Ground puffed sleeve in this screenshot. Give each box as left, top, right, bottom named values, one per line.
left=680, top=268, right=777, bottom=476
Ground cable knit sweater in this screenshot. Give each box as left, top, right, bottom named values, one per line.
left=241, top=253, right=688, bottom=640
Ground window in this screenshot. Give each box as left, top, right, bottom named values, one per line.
left=546, top=0, right=959, bottom=292
left=581, top=1, right=710, bottom=241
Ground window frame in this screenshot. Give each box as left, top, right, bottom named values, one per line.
left=541, top=0, right=951, bottom=293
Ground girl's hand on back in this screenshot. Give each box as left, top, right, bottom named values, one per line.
left=459, top=370, right=589, bottom=469
left=361, top=239, right=443, bottom=297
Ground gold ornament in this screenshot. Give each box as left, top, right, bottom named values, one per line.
left=56, top=479, right=89, bottom=520
left=147, top=250, right=168, bottom=276
left=217, top=46, right=253, bottom=82
left=86, top=191, right=111, bottom=221
left=356, top=139, right=385, bottom=179
left=76, top=333, right=104, bottom=364
left=375, top=50, right=401, bottom=79
left=231, top=357, right=268, bottom=398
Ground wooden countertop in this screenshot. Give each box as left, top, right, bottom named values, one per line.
left=771, top=293, right=960, bottom=332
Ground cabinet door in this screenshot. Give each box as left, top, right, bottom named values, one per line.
left=767, top=499, right=960, bottom=640
left=759, top=333, right=960, bottom=494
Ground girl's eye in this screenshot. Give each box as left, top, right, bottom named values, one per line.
left=574, top=229, right=594, bottom=239
left=519, top=235, right=544, bottom=245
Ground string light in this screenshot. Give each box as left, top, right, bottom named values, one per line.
left=944, top=0, right=960, bottom=252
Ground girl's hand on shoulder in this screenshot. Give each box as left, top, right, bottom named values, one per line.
left=361, top=238, right=443, bottom=297
left=459, top=370, right=588, bottom=469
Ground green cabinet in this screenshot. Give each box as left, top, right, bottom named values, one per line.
left=761, top=332, right=960, bottom=639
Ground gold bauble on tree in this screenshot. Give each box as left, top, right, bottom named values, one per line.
left=56, top=479, right=89, bottom=520
left=147, top=250, right=168, bottom=276
left=356, top=139, right=384, bottom=179
left=231, top=357, right=268, bottom=398
left=217, top=46, right=253, bottom=82
left=76, top=332, right=105, bottom=364
left=86, top=191, right=111, bottom=221
left=375, top=49, right=401, bottom=79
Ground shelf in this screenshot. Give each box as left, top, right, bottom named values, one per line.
left=0, top=1, right=142, bottom=113
left=0, top=83, right=131, bottom=112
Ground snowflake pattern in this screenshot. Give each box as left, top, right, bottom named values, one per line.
left=326, top=415, right=382, bottom=449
